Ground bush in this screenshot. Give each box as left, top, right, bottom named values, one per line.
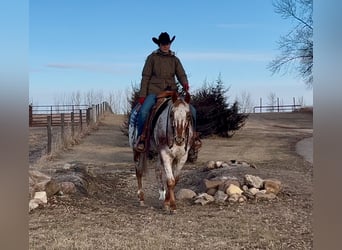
left=191, top=78, right=248, bottom=137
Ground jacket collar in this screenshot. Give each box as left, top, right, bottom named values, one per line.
left=153, top=49, right=175, bottom=56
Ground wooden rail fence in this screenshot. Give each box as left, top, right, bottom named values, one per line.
left=253, top=97, right=302, bottom=113
left=29, top=102, right=112, bottom=154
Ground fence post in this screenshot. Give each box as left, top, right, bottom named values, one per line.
left=29, top=105, right=33, bottom=126
left=293, top=97, right=296, bottom=111
left=47, top=116, right=52, bottom=154
left=86, top=108, right=91, bottom=126
left=277, top=98, right=280, bottom=112
left=79, top=109, right=83, bottom=131
left=71, top=111, right=74, bottom=139
left=61, top=113, right=65, bottom=145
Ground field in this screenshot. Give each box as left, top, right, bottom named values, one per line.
left=29, top=111, right=313, bottom=249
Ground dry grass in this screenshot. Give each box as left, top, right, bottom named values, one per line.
left=29, top=112, right=313, bottom=249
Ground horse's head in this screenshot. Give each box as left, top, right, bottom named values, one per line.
left=171, top=92, right=192, bottom=146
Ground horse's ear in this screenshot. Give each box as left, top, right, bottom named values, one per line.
left=184, top=91, right=191, bottom=103
left=172, top=91, right=178, bottom=103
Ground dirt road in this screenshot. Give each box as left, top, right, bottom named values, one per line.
left=29, top=111, right=313, bottom=249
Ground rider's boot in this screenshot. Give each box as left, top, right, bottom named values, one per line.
left=135, top=134, right=146, bottom=153
left=134, top=120, right=150, bottom=153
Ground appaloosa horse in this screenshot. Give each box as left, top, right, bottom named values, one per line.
left=129, top=91, right=194, bottom=213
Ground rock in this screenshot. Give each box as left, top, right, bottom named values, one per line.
left=221, top=162, right=229, bottom=168
left=255, top=192, right=277, bottom=201
left=215, top=161, right=223, bottom=168
left=34, top=191, right=47, bottom=204
left=214, top=190, right=228, bottom=204
left=248, top=187, right=259, bottom=195
left=242, top=190, right=255, bottom=200
left=263, top=179, right=282, bottom=195
left=176, top=188, right=197, bottom=200
left=226, top=184, right=243, bottom=196
left=203, top=178, right=225, bottom=190
left=59, top=182, right=77, bottom=194
left=29, top=198, right=44, bottom=212
left=238, top=196, right=247, bottom=203
left=205, top=161, right=216, bottom=170
left=242, top=185, right=249, bottom=192
left=218, top=179, right=241, bottom=192
left=206, top=188, right=217, bottom=196
left=45, top=180, right=60, bottom=197
left=194, top=193, right=215, bottom=206
left=228, top=194, right=239, bottom=203
left=63, top=163, right=72, bottom=170
left=244, top=174, right=264, bottom=189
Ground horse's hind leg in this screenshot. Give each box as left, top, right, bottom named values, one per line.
left=135, top=153, right=146, bottom=206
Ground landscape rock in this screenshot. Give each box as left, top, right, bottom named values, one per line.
left=176, top=188, right=197, bottom=200
left=194, top=193, right=215, bottom=206
left=226, top=184, right=243, bottom=196
left=244, top=174, right=264, bottom=189
left=238, top=195, right=247, bottom=203
left=214, top=190, right=228, bottom=204
left=263, top=179, right=282, bottom=195
left=34, top=191, right=48, bottom=204
left=255, top=192, right=277, bottom=201
left=29, top=198, right=45, bottom=212
left=206, top=188, right=218, bottom=196
left=242, top=190, right=255, bottom=200
left=59, top=182, right=77, bottom=194
left=45, top=180, right=61, bottom=197
left=248, top=187, right=259, bottom=195
left=203, top=178, right=225, bottom=190
left=228, top=194, right=240, bottom=203
left=205, top=160, right=216, bottom=170
left=218, top=178, right=241, bottom=192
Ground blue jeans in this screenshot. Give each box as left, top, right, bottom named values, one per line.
left=137, top=94, right=197, bottom=137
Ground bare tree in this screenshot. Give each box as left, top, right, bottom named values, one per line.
left=70, top=91, right=82, bottom=106
left=236, top=91, right=253, bottom=113
left=267, top=92, right=277, bottom=112
left=268, top=0, right=313, bottom=87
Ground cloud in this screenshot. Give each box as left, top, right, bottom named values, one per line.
left=45, top=62, right=139, bottom=74
left=180, top=52, right=273, bottom=62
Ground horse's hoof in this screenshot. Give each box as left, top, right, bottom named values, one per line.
left=169, top=209, right=177, bottom=215
left=139, top=201, right=146, bottom=207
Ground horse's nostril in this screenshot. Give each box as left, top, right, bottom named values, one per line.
left=175, top=136, right=185, bottom=144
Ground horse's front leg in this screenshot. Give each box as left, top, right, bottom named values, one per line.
left=160, top=150, right=177, bottom=213
left=155, top=156, right=166, bottom=202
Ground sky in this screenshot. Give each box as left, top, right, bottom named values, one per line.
left=29, top=0, right=313, bottom=109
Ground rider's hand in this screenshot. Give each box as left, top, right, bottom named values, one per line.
left=138, top=97, right=145, bottom=105
left=183, top=83, right=189, bottom=92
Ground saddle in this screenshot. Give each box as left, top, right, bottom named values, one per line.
left=140, top=91, right=176, bottom=153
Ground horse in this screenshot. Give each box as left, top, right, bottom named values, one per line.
left=128, top=91, right=194, bottom=213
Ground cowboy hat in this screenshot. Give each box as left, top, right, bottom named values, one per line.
left=152, top=32, right=176, bottom=45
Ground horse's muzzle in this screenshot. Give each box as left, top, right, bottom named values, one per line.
left=174, top=136, right=185, bottom=145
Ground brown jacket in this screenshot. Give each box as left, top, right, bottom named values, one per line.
left=139, top=49, right=188, bottom=97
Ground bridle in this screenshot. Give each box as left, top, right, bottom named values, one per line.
left=168, top=97, right=192, bottom=150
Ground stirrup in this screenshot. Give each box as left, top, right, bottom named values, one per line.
left=134, top=136, right=146, bottom=153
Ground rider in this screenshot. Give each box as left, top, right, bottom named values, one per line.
left=135, top=32, right=201, bottom=153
